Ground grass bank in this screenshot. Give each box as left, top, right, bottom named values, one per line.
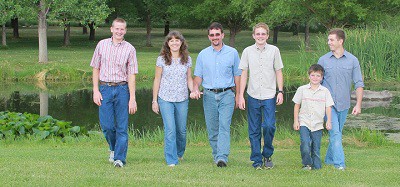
left=1, top=128, right=399, bottom=186
left=0, top=26, right=308, bottom=87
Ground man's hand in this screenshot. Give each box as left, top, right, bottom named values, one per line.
left=237, top=95, right=246, bottom=110
left=129, top=99, right=137, bottom=114
left=93, top=90, right=102, bottom=106
left=276, top=92, right=284, bottom=105
left=351, top=104, right=362, bottom=115
left=190, top=89, right=203, bottom=100
left=293, top=121, right=300, bottom=131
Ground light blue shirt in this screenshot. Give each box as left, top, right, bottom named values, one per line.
left=194, top=45, right=241, bottom=89
left=318, top=50, right=364, bottom=111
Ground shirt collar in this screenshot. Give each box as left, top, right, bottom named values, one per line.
left=329, top=50, right=349, bottom=58
left=110, top=37, right=125, bottom=45
left=212, top=43, right=225, bottom=52
left=306, top=83, right=323, bottom=91
left=255, top=43, right=266, bottom=51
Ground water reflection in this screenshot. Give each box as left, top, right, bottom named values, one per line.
left=0, top=87, right=296, bottom=132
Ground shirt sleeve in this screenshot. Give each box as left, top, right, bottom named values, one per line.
left=239, top=48, right=249, bottom=70
left=194, top=52, right=203, bottom=78
left=273, top=47, right=284, bottom=71
left=325, top=89, right=334, bottom=107
left=233, top=49, right=242, bottom=76
left=156, top=56, right=164, bottom=67
left=292, top=87, right=303, bottom=104
left=352, top=58, right=364, bottom=89
left=187, top=56, right=192, bottom=68
left=90, top=42, right=101, bottom=69
left=128, top=46, right=138, bottom=74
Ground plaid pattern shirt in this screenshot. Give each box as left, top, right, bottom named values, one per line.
left=90, top=38, right=138, bottom=82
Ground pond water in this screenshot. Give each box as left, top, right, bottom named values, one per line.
left=1, top=84, right=399, bottom=141
left=0, top=87, right=295, bottom=131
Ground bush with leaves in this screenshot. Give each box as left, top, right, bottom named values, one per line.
left=0, top=111, right=86, bottom=139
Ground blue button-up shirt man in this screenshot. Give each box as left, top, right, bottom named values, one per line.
left=191, top=22, right=241, bottom=167
left=318, top=28, right=364, bottom=170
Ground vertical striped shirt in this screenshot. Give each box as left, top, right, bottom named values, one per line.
left=90, top=38, right=138, bottom=82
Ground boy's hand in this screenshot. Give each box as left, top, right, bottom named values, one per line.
left=293, top=121, right=300, bottom=131
left=325, top=121, right=332, bottom=130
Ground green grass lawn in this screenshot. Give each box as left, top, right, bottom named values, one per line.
left=1, top=132, right=399, bottom=186
left=0, top=26, right=307, bottom=87
left=2, top=26, right=400, bottom=186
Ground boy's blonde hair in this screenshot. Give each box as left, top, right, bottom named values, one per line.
left=253, top=23, right=269, bottom=35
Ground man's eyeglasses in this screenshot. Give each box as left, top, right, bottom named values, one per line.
left=208, top=33, right=221, bottom=37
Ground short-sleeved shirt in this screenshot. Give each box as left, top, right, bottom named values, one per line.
left=318, top=51, right=364, bottom=111
left=239, top=44, right=283, bottom=100
left=292, top=84, right=334, bottom=132
left=194, top=44, right=241, bottom=89
left=90, top=38, right=138, bottom=82
left=157, top=56, right=192, bottom=102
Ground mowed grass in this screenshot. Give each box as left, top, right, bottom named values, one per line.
left=0, top=26, right=305, bottom=88
left=1, top=132, right=399, bottom=186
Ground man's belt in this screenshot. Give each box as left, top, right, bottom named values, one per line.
left=206, top=87, right=233, bottom=94
left=99, top=81, right=127, bottom=86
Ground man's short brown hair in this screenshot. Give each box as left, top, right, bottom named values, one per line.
left=329, top=28, right=346, bottom=44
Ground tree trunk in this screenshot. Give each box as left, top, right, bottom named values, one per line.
left=38, top=0, right=48, bottom=63
left=39, top=92, right=49, bottom=116
left=83, top=26, right=87, bottom=34
left=89, top=22, right=95, bottom=40
left=273, top=25, right=280, bottom=44
left=229, top=29, right=237, bottom=47
left=146, top=13, right=152, bottom=47
left=11, top=17, right=19, bottom=38
left=2, top=24, right=6, bottom=47
left=164, top=20, right=170, bottom=36
left=305, top=22, right=310, bottom=51
left=63, top=23, right=71, bottom=46
left=293, top=23, right=299, bottom=36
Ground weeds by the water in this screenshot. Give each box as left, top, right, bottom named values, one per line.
left=299, top=25, right=400, bottom=81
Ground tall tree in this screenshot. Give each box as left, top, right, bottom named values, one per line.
left=11, top=17, right=19, bottom=38
left=134, top=0, right=160, bottom=47
left=77, top=0, right=112, bottom=41
left=49, top=0, right=79, bottom=46
left=38, top=0, right=51, bottom=63
left=0, top=0, right=22, bottom=46
left=194, top=0, right=262, bottom=47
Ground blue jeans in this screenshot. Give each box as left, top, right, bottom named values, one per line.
left=300, top=126, right=322, bottom=169
left=158, top=98, right=188, bottom=165
left=99, top=84, right=129, bottom=164
left=203, top=89, right=235, bottom=163
left=325, top=107, right=348, bottom=168
left=247, top=96, right=276, bottom=167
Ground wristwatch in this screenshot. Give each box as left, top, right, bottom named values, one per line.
left=277, top=90, right=284, bottom=94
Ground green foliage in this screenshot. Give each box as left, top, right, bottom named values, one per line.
left=299, top=25, right=400, bottom=81
left=0, top=0, right=22, bottom=25
left=0, top=111, right=86, bottom=139
left=76, top=0, right=113, bottom=27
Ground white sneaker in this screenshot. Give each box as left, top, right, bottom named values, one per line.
left=114, top=160, right=124, bottom=168
left=109, top=151, right=114, bottom=163
left=168, top=164, right=176, bottom=167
